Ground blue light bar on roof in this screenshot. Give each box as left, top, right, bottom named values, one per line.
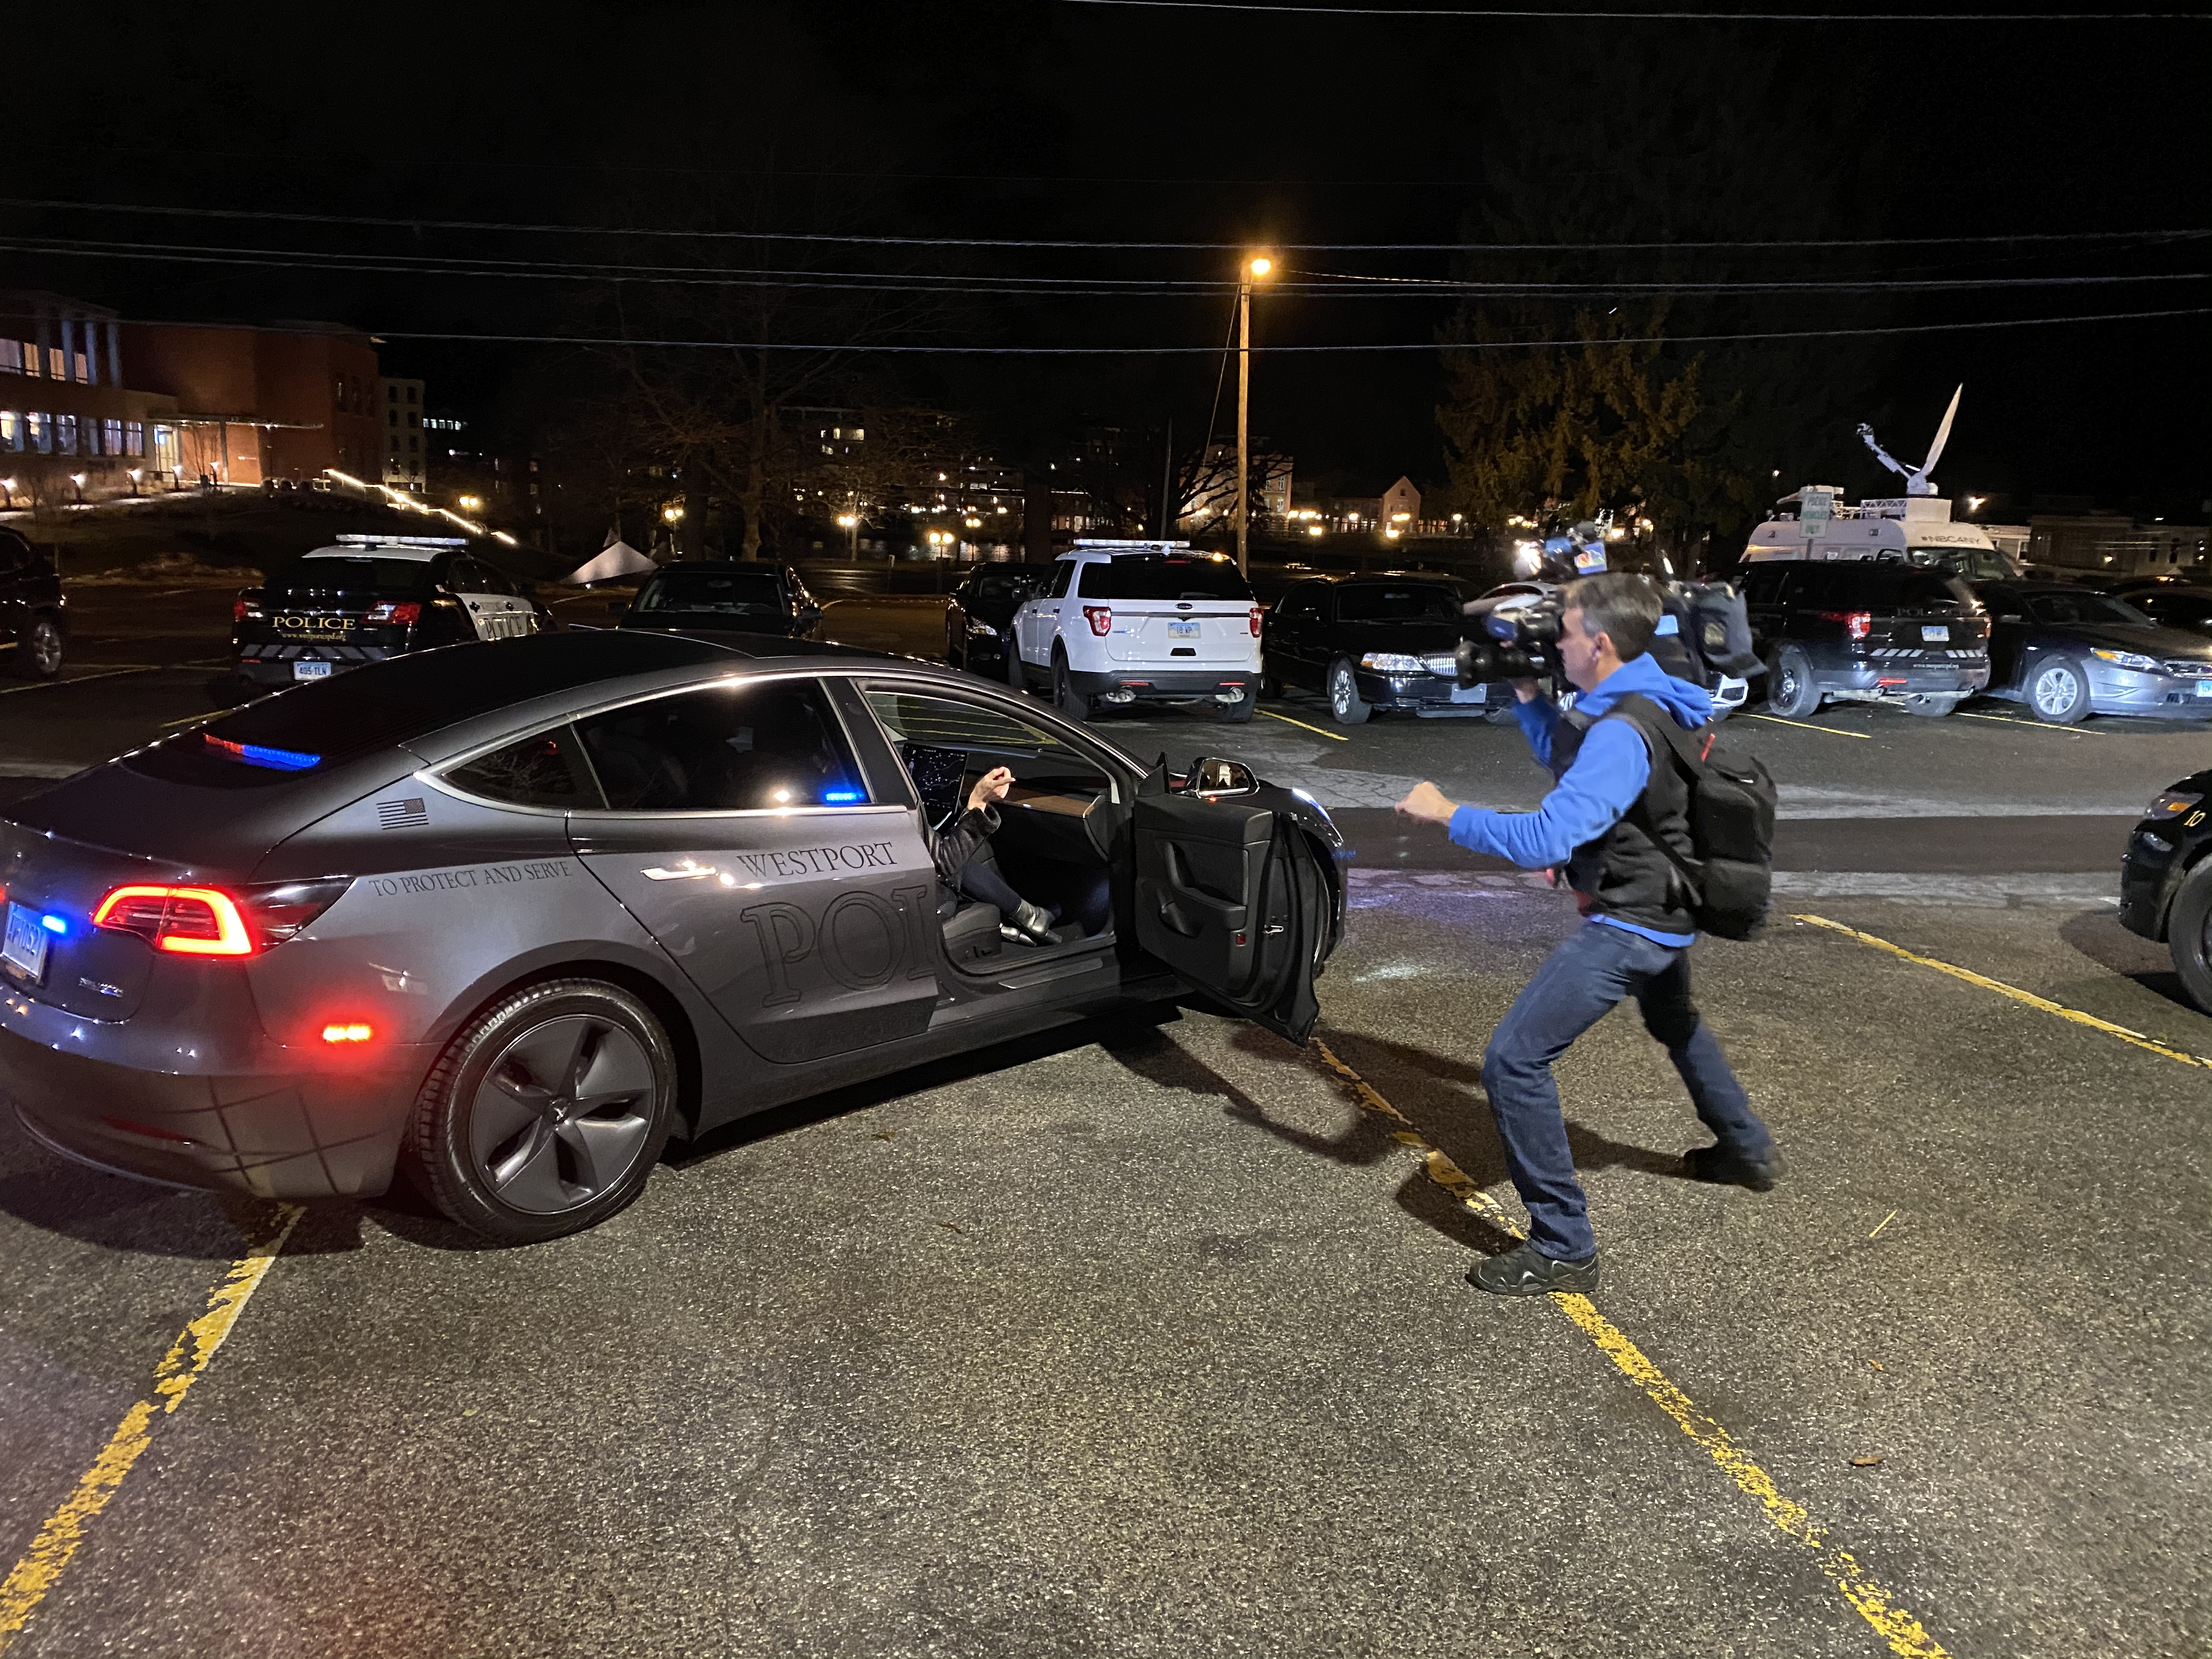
left=205, top=734, right=322, bottom=772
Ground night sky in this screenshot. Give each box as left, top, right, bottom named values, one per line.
left=8, top=1, right=2208, bottom=517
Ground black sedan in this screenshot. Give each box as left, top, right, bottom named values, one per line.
left=2124, top=582, right=2212, bottom=645
left=0, top=631, right=1340, bottom=1243
left=1, top=526, right=65, bottom=680
left=1976, top=582, right=2212, bottom=723
left=613, top=562, right=822, bottom=640
left=944, top=563, right=1045, bottom=676
left=2118, top=774, right=2212, bottom=1011
left=1263, top=573, right=1479, bottom=725
left=233, top=535, right=549, bottom=690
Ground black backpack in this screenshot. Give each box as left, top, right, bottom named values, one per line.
left=1610, top=696, right=1777, bottom=941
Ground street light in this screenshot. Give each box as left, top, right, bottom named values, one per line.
left=1235, top=251, right=1277, bottom=577
left=69, top=472, right=86, bottom=505
left=836, top=511, right=860, bottom=562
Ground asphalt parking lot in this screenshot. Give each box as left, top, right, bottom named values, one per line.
left=2, top=586, right=2208, bottom=1657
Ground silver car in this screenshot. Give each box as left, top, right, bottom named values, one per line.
left=1, top=631, right=1341, bottom=1243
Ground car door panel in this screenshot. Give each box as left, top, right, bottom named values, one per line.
left=1131, top=793, right=1326, bottom=1043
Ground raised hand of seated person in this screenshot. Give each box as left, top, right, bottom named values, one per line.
left=968, top=766, right=1014, bottom=811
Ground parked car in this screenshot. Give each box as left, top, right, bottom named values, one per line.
left=1973, top=582, right=2212, bottom=724
left=2118, top=773, right=2212, bottom=1011
left=1263, top=573, right=1480, bottom=725
left=0, top=630, right=1341, bottom=1243
left=2123, top=582, right=2212, bottom=644
left=232, top=535, right=548, bottom=691
left=1009, top=540, right=1260, bottom=721
left=613, top=562, right=822, bottom=641
left=945, top=564, right=1045, bottom=676
left=1734, top=561, right=1990, bottom=718
left=0, top=527, right=64, bottom=680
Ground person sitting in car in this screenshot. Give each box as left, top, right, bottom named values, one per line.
left=930, top=764, right=1063, bottom=946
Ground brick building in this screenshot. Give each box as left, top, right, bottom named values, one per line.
left=122, top=319, right=384, bottom=486
left=0, top=292, right=183, bottom=498
left=380, top=376, right=426, bottom=490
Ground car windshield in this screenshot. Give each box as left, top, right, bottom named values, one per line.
left=2025, top=591, right=2152, bottom=627
left=1335, top=584, right=1459, bottom=623
left=268, top=557, right=435, bottom=596
left=633, top=570, right=785, bottom=615
left=1078, top=555, right=1254, bottom=602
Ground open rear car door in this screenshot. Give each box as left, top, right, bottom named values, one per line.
left=1130, top=768, right=1330, bottom=1044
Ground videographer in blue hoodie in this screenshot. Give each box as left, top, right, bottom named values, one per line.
left=1395, top=573, right=1781, bottom=1296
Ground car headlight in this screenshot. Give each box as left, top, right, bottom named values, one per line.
left=2093, top=648, right=2163, bottom=672
left=967, top=620, right=998, bottom=638
left=1359, top=652, right=1427, bottom=673
left=2147, top=789, right=2203, bottom=819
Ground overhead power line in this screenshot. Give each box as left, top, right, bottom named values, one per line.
left=356, top=307, right=2212, bottom=353
left=1060, top=0, right=2207, bottom=18
left=2, top=196, right=2208, bottom=254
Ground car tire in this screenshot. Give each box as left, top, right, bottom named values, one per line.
left=407, top=978, right=679, bottom=1245
left=1052, top=651, right=1092, bottom=720
left=1900, top=694, right=1960, bottom=717
left=2166, top=859, right=2212, bottom=1015
left=1326, top=658, right=1372, bottom=725
left=1215, top=684, right=1257, bottom=723
left=2028, top=655, right=2089, bottom=724
left=1766, top=646, right=1821, bottom=718
left=1005, top=644, right=1029, bottom=693
left=11, top=613, right=62, bottom=680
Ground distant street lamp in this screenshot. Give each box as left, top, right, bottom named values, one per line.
left=1235, top=252, right=1276, bottom=576
left=459, top=494, right=484, bottom=512
left=836, top=511, right=860, bottom=562
left=69, top=472, right=87, bottom=505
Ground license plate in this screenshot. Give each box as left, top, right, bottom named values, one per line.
left=2195, top=681, right=2212, bottom=699
left=1167, top=620, right=1201, bottom=639
left=2, top=902, right=49, bottom=985
left=1922, top=625, right=1949, bottom=642
left=293, top=659, right=333, bottom=680
left=1449, top=684, right=1486, bottom=703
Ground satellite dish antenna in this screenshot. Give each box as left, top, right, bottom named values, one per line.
left=1857, top=385, right=1962, bottom=498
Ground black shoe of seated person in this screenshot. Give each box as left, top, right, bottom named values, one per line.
left=1466, top=1239, right=1599, bottom=1296
left=1683, top=1142, right=1785, bottom=1192
left=1007, top=901, right=1064, bottom=946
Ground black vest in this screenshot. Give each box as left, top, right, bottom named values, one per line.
left=1549, top=693, right=1699, bottom=936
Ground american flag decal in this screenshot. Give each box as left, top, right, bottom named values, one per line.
left=377, top=798, right=428, bottom=831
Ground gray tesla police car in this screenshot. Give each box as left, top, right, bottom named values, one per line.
left=0, top=630, right=1342, bottom=1243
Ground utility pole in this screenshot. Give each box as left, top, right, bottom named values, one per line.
left=1234, top=253, right=1273, bottom=576
left=1158, top=415, right=1173, bottom=539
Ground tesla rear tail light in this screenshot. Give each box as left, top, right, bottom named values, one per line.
left=1249, top=606, right=1262, bottom=637
left=1820, top=610, right=1873, bottom=641
left=92, top=876, right=352, bottom=957
left=1082, top=605, right=1113, bottom=636
left=364, top=600, right=422, bottom=625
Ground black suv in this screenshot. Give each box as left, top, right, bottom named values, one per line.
left=944, top=564, right=1045, bottom=675
left=613, top=562, right=822, bottom=641
left=1735, top=560, right=1990, bottom=718
left=0, top=528, right=64, bottom=680
left=1262, top=573, right=1474, bottom=724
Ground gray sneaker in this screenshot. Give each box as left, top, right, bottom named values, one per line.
left=1467, top=1239, right=1599, bottom=1296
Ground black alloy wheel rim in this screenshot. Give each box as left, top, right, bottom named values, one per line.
left=29, top=620, right=60, bottom=673
left=469, top=1014, right=658, bottom=1215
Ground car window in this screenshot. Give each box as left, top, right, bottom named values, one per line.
left=862, top=686, right=1115, bottom=814
left=1273, top=584, right=1322, bottom=622
left=443, top=725, right=603, bottom=809
left=1334, top=583, right=1459, bottom=623
left=1048, top=561, right=1078, bottom=599
left=574, top=679, right=869, bottom=811
left=974, top=572, right=1030, bottom=605
left=633, top=569, right=787, bottom=616
left=2025, top=591, right=2153, bottom=627
left=1736, top=566, right=1784, bottom=603
left=1078, top=554, right=1254, bottom=602
left=2142, top=592, right=2212, bottom=623
left=269, top=557, right=436, bottom=597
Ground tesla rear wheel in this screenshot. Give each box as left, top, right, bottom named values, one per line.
left=409, top=979, right=677, bottom=1244
left=1766, top=647, right=1821, bottom=718
left=1326, top=658, right=1371, bottom=725
left=12, top=615, right=61, bottom=680
left=2029, top=657, right=2089, bottom=724
left=2167, top=860, right=2212, bottom=1015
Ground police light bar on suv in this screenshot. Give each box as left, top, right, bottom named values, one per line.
left=334, top=534, right=469, bottom=548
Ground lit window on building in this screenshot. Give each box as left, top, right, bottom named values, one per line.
left=55, top=415, right=76, bottom=454
left=125, top=421, right=142, bottom=456
left=45, top=348, right=63, bottom=379
left=72, top=352, right=89, bottom=384
left=0, top=342, right=19, bottom=375
left=0, top=412, right=15, bottom=449
left=103, top=418, right=123, bottom=454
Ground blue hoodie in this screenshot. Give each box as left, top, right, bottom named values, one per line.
left=1446, top=652, right=1714, bottom=945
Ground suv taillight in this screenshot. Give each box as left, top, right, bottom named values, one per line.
left=1082, top=605, right=1113, bottom=637
left=365, top=601, right=422, bottom=626
left=234, top=590, right=264, bottom=622
left=1249, top=606, right=1263, bottom=637
left=1821, top=610, right=1873, bottom=641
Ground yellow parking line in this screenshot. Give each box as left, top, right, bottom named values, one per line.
left=1740, top=713, right=1871, bottom=740
left=0, top=1203, right=302, bottom=1654
left=1949, top=711, right=2102, bottom=738
left=1307, top=1041, right=1952, bottom=1659
left=0, top=667, right=159, bottom=699
left=1795, top=913, right=2212, bottom=1072
left=1258, top=708, right=1351, bottom=742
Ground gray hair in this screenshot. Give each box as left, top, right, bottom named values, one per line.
left=1563, top=573, right=1662, bottom=661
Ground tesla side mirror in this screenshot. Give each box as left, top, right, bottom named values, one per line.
left=1188, top=756, right=1259, bottom=797
left=607, top=600, right=628, bottom=616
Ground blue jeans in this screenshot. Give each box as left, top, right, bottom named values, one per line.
left=1481, top=921, right=1771, bottom=1261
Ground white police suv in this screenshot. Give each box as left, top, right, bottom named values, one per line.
left=1007, top=540, right=1262, bottom=722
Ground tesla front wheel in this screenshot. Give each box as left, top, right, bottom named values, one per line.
left=409, top=978, right=678, bottom=1244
